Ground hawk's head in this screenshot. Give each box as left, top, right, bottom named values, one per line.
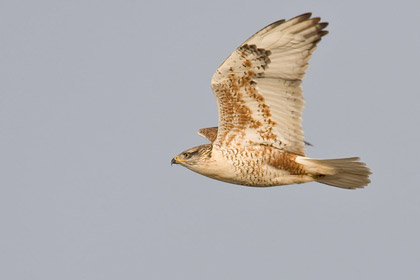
left=171, top=144, right=212, bottom=168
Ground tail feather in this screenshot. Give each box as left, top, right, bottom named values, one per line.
left=296, top=157, right=371, bottom=189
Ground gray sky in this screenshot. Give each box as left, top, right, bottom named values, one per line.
left=1, top=0, right=419, bottom=279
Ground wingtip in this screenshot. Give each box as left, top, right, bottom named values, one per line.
left=294, top=12, right=312, bottom=19
left=319, top=22, right=329, bottom=29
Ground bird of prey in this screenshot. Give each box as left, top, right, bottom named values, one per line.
left=171, top=13, right=371, bottom=189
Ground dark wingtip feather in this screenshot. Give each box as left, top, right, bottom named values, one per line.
left=293, top=12, right=312, bottom=20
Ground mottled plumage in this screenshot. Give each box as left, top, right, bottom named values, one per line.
left=172, top=13, right=371, bottom=189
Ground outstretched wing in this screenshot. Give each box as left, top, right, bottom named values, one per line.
left=211, top=13, right=328, bottom=156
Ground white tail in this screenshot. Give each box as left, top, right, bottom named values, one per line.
left=296, top=157, right=371, bottom=189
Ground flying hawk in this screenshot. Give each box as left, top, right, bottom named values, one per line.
left=171, top=13, right=371, bottom=189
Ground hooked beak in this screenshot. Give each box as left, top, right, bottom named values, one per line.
left=171, top=157, right=178, bottom=166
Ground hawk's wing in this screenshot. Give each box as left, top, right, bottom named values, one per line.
left=211, top=13, right=328, bottom=156
left=198, top=127, right=218, bottom=143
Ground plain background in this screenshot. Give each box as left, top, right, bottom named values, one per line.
left=1, top=0, right=419, bottom=279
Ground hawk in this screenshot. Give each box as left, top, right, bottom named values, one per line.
left=171, top=13, right=371, bottom=189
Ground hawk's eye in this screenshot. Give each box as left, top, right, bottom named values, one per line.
left=182, top=152, right=190, bottom=158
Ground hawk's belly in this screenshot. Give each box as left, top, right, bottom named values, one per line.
left=203, top=146, right=315, bottom=187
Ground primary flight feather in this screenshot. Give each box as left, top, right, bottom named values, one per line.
left=171, top=13, right=371, bottom=189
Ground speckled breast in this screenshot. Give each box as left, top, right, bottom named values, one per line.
left=220, top=145, right=308, bottom=186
